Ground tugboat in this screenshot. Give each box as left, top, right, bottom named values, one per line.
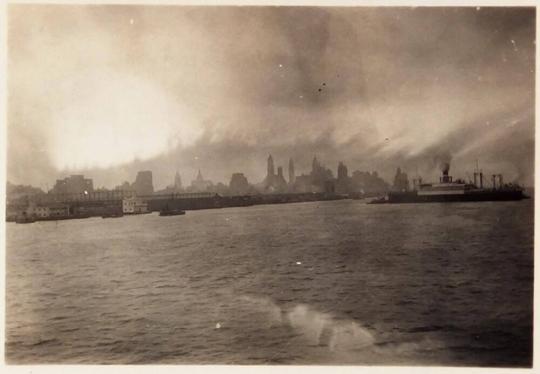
left=15, top=212, right=36, bottom=224
left=159, top=204, right=186, bottom=216
left=385, top=163, right=527, bottom=204
left=102, top=210, right=124, bottom=218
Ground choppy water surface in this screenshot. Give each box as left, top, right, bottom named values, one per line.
left=6, top=200, right=533, bottom=366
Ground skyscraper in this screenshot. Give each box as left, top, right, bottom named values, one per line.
left=133, top=171, right=154, bottom=196
left=288, top=158, right=295, bottom=184
left=267, top=154, right=275, bottom=178
left=229, top=173, right=250, bottom=195
left=174, top=171, right=182, bottom=190
left=312, top=156, right=320, bottom=173
left=337, top=162, right=348, bottom=180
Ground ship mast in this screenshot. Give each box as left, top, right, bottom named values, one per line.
left=474, top=159, right=484, bottom=188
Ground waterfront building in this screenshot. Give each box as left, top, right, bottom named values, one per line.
left=35, top=205, right=49, bottom=218
left=51, top=175, right=94, bottom=195
left=33, top=203, right=70, bottom=218
left=6, top=182, right=45, bottom=203
left=350, top=170, right=389, bottom=195
left=122, top=197, right=149, bottom=214
left=48, top=203, right=70, bottom=217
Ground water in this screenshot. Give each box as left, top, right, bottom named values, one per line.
left=5, top=200, right=533, bottom=366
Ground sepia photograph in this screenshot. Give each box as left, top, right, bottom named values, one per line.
left=3, top=2, right=535, bottom=368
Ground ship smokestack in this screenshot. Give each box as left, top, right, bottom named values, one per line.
left=442, top=162, right=450, bottom=175
left=440, top=162, right=451, bottom=183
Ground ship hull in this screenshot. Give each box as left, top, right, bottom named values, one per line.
left=388, top=190, right=527, bottom=204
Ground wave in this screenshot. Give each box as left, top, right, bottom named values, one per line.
left=237, top=295, right=449, bottom=364
left=287, top=304, right=374, bottom=351
left=238, top=295, right=374, bottom=353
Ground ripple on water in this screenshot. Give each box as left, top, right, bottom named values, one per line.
left=5, top=200, right=534, bottom=366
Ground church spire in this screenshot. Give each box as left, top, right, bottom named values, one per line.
left=196, top=169, right=204, bottom=181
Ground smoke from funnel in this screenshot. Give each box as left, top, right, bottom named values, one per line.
left=433, top=152, right=452, bottom=175
left=441, top=162, right=450, bottom=174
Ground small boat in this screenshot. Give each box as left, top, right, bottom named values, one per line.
left=15, top=214, right=36, bottom=224
left=368, top=196, right=388, bottom=204
left=102, top=212, right=124, bottom=218
left=159, top=207, right=186, bottom=216
left=15, top=212, right=36, bottom=223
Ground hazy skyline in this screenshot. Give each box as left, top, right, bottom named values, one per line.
left=8, top=5, right=535, bottom=190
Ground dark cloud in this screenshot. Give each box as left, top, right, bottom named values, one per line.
left=7, top=6, right=535, bottom=189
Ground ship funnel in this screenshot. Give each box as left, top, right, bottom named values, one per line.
left=441, top=162, right=450, bottom=175
left=440, top=162, right=451, bottom=183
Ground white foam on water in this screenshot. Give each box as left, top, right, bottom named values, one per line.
left=238, top=296, right=375, bottom=353
left=287, top=304, right=375, bottom=351
left=235, top=295, right=450, bottom=364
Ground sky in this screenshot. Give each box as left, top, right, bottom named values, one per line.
left=7, top=5, right=535, bottom=190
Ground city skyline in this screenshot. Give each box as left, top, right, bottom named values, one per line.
left=5, top=5, right=535, bottom=368
left=8, top=6, right=535, bottom=189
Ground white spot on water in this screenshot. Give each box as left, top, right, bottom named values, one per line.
left=215, top=322, right=221, bottom=329
left=511, top=39, right=518, bottom=52
left=129, top=18, right=134, bottom=25
left=296, top=261, right=302, bottom=265
left=279, top=64, right=283, bottom=68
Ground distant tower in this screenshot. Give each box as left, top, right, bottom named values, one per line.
left=196, top=169, right=204, bottom=182
left=174, top=171, right=182, bottom=189
left=337, top=161, right=348, bottom=180
left=277, top=166, right=284, bottom=179
left=312, top=156, right=320, bottom=172
left=288, top=158, right=295, bottom=184
left=267, top=155, right=275, bottom=177
left=133, top=170, right=154, bottom=196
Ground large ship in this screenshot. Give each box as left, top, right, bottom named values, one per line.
left=375, top=164, right=528, bottom=204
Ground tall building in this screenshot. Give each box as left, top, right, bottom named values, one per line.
left=262, top=155, right=287, bottom=192
left=51, top=175, right=94, bottom=195
left=288, top=158, right=295, bottom=184
left=337, top=162, right=348, bottom=180
left=190, top=170, right=213, bottom=192
left=174, top=171, right=182, bottom=190
left=312, top=156, right=320, bottom=173
left=276, top=167, right=287, bottom=188
left=132, top=171, right=154, bottom=196
left=393, top=167, right=410, bottom=192
left=267, top=155, right=275, bottom=178
left=336, top=161, right=350, bottom=194
left=229, top=173, right=250, bottom=195
left=309, top=156, right=334, bottom=192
